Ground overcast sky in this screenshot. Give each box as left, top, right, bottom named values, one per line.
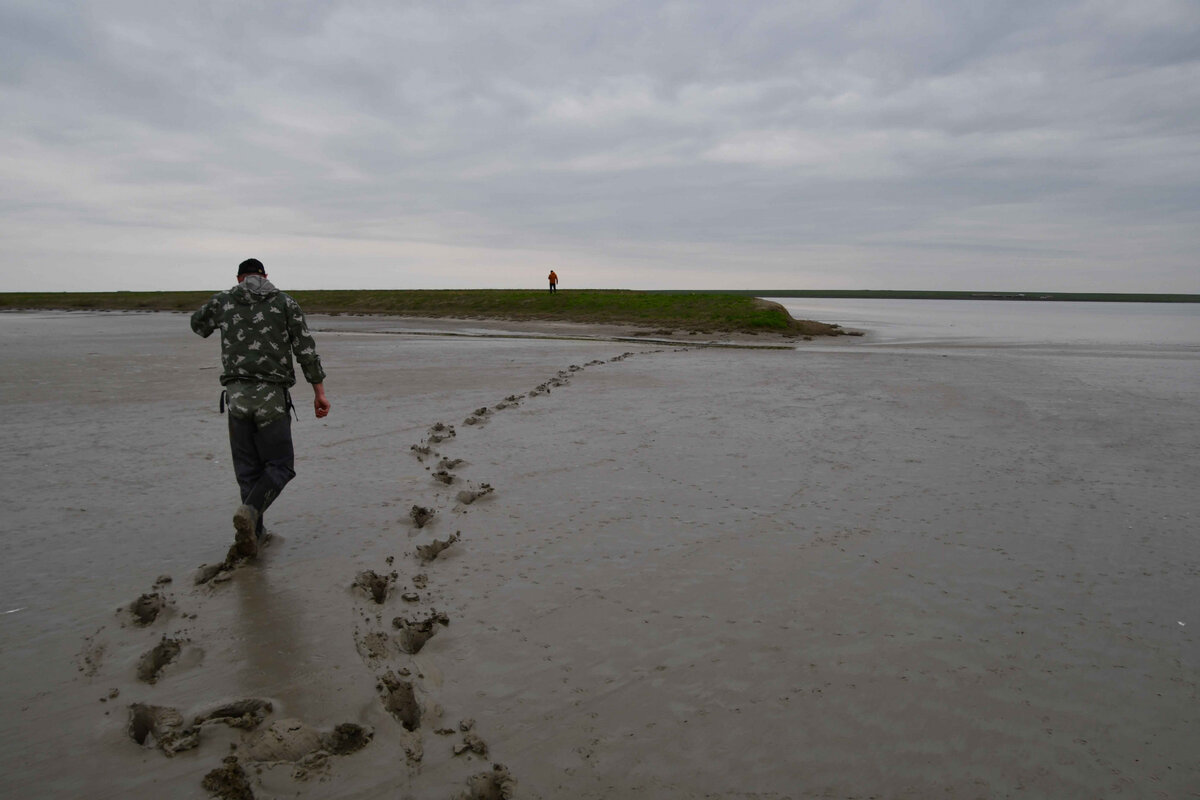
left=2, top=1, right=1198, bottom=292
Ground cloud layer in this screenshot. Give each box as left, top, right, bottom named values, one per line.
left=2, top=0, right=1198, bottom=291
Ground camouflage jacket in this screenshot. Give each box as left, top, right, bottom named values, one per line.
left=190, top=275, right=326, bottom=388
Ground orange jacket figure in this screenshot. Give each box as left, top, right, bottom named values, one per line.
left=548, top=270, right=558, bottom=292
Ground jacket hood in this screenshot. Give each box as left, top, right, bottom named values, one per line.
left=231, top=274, right=279, bottom=304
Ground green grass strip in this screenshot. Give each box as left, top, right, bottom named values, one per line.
left=0, top=289, right=843, bottom=335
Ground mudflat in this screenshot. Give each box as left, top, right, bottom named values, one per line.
left=1, top=310, right=1196, bottom=798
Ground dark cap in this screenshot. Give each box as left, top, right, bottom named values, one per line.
left=238, top=258, right=266, bottom=276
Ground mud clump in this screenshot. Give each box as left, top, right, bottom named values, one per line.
left=137, top=637, right=182, bottom=684
left=392, top=611, right=450, bottom=655
left=416, top=533, right=461, bottom=563
left=456, top=484, right=494, bottom=505
left=323, top=723, right=373, bottom=755
left=354, top=570, right=394, bottom=604
left=195, top=698, right=273, bottom=730
left=409, top=505, right=436, bottom=528
left=129, top=593, right=166, bottom=626
left=457, top=763, right=517, bottom=800
left=379, top=671, right=421, bottom=731
left=410, top=443, right=433, bottom=460
left=128, top=703, right=200, bottom=755
left=454, top=731, right=489, bottom=757
left=436, top=458, right=464, bottom=471
left=202, top=756, right=255, bottom=800
left=433, top=470, right=456, bottom=485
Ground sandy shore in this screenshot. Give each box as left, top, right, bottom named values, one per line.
left=0, top=310, right=1196, bottom=799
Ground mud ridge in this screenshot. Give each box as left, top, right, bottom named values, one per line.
left=195, top=698, right=273, bottom=730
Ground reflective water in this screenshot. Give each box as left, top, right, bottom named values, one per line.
left=771, top=298, right=1199, bottom=350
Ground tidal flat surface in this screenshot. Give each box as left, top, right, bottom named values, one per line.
left=1, top=309, right=1196, bottom=798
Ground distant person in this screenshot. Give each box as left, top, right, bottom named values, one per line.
left=190, top=258, right=330, bottom=559
left=548, top=270, right=558, bottom=293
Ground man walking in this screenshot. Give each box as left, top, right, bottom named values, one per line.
left=548, top=270, right=558, bottom=293
left=191, top=258, right=330, bottom=559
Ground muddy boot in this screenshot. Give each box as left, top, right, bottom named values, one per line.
left=233, top=504, right=260, bottom=559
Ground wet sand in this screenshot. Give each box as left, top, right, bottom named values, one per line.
left=0, top=310, right=1196, bottom=798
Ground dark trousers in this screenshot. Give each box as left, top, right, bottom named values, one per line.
left=228, top=414, right=296, bottom=533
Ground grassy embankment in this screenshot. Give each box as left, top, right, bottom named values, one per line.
left=0, top=290, right=845, bottom=336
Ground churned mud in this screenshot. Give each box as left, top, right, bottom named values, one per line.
left=202, top=756, right=255, bottom=800
left=433, top=469, right=456, bottom=485
left=323, top=723, right=374, bottom=755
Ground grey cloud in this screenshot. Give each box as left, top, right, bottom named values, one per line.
left=1, top=0, right=1198, bottom=290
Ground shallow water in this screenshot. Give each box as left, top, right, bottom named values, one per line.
left=772, top=297, right=1200, bottom=350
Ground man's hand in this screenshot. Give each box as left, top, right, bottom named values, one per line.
left=313, top=383, right=331, bottom=419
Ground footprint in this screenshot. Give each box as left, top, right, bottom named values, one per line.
left=127, top=703, right=200, bottom=755
left=136, top=637, right=183, bottom=684
left=128, top=592, right=167, bottom=626
left=354, top=570, right=395, bottom=604
left=410, top=505, right=436, bottom=528
left=378, top=671, right=421, bottom=731
left=456, top=484, right=494, bottom=505
left=416, top=533, right=460, bottom=564
left=427, top=423, right=456, bottom=444
left=392, top=612, right=449, bottom=654
left=456, top=763, right=517, bottom=800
